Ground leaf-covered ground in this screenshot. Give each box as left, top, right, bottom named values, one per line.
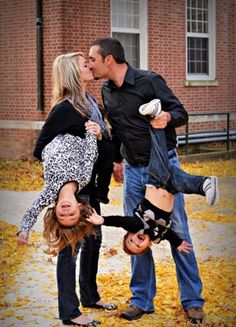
left=0, top=159, right=236, bottom=191
left=0, top=159, right=236, bottom=326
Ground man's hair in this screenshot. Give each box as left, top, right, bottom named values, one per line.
left=122, top=232, right=149, bottom=256
left=91, top=37, right=126, bottom=64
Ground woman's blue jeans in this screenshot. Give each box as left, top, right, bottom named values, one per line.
left=57, top=226, right=102, bottom=320
left=123, top=150, right=205, bottom=312
left=57, top=189, right=102, bottom=320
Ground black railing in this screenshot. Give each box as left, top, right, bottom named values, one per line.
left=177, top=112, right=234, bottom=155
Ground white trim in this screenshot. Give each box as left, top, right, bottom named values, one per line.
left=111, top=0, right=148, bottom=69
left=0, top=120, right=44, bottom=130
left=1, top=113, right=236, bottom=131
left=139, top=0, right=148, bottom=69
left=189, top=113, right=236, bottom=123
left=186, top=0, right=216, bottom=81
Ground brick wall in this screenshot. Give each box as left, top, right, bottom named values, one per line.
left=0, top=0, right=235, bottom=159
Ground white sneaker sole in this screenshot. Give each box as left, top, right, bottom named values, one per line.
left=139, top=99, right=162, bottom=117
left=205, top=176, right=219, bottom=206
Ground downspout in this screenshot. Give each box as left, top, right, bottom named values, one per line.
left=36, top=0, right=44, bottom=111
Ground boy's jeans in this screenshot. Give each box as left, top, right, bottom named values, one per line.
left=148, top=126, right=205, bottom=195
left=123, top=150, right=204, bottom=312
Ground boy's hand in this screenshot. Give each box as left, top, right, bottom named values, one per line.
left=17, top=231, right=29, bottom=245
left=177, top=240, right=192, bottom=254
left=86, top=209, right=104, bottom=225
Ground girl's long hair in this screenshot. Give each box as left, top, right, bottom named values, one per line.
left=43, top=199, right=94, bottom=255
left=51, top=52, right=90, bottom=116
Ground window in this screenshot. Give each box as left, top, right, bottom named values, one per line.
left=186, top=0, right=216, bottom=81
left=111, top=0, right=147, bottom=69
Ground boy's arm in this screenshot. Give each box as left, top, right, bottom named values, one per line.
left=160, top=228, right=183, bottom=248
left=87, top=210, right=143, bottom=233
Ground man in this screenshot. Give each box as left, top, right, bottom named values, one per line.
left=88, top=37, right=205, bottom=324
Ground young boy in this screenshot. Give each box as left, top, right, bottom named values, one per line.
left=87, top=99, right=219, bottom=255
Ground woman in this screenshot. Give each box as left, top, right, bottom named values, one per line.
left=17, top=52, right=115, bottom=326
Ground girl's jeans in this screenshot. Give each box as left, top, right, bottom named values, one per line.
left=123, top=150, right=205, bottom=312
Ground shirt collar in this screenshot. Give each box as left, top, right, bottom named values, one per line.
left=107, top=63, right=135, bottom=89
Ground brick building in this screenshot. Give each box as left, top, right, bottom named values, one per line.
left=0, top=0, right=235, bottom=159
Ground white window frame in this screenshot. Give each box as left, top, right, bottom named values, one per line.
left=186, top=0, right=216, bottom=81
left=111, top=0, right=148, bottom=69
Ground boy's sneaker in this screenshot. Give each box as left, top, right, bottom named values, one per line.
left=203, top=176, right=219, bottom=206
left=139, top=99, right=162, bottom=117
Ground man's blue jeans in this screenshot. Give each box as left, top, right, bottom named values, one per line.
left=123, top=150, right=205, bottom=312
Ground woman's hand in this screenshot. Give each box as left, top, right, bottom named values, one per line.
left=85, top=120, right=102, bottom=140
left=17, top=231, right=29, bottom=245
left=86, top=209, right=104, bottom=225
left=177, top=240, right=192, bottom=254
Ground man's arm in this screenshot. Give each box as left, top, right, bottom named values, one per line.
left=151, top=74, right=189, bottom=129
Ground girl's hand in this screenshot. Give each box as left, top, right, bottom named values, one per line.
left=177, top=240, right=192, bottom=254
left=17, top=231, right=29, bottom=246
left=86, top=209, right=104, bottom=225
left=85, top=120, right=102, bottom=140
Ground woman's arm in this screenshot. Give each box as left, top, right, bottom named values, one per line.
left=34, top=101, right=87, bottom=160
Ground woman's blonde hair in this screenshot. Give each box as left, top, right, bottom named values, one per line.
left=51, top=52, right=90, bottom=116
left=43, top=199, right=94, bottom=255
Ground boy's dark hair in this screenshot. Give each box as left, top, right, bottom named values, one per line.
left=91, top=37, right=126, bottom=64
left=123, top=232, right=149, bottom=256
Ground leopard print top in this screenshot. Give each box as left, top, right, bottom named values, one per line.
left=19, top=132, right=98, bottom=233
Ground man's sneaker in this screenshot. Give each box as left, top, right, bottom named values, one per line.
left=184, top=307, right=204, bottom=324
left=139, top=99, right=162, bottom=117
left=203, top=176, right=219, bottom=206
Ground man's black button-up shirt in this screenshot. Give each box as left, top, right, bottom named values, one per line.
left=102, top=64, right=188, bottom=166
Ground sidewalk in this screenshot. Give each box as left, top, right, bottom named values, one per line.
left=0, top=177, right=236, bottom=326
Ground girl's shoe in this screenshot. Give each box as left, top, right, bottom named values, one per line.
left=139, top=99, right=162, bottom=117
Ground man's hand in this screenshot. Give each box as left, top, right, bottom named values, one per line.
left=17, top=231, right=29, bottom=245
left=86, top=209, right=104, bottom=225
left=113, top=162, right=123, bottom=183
left=150, top=111, right=171, bottom=129
left=177, top=240, right=192, bottom=254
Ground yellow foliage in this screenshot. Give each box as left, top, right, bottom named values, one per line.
left=0, top=221, right=235, bottom=326
left=181, top=159, right=236, bottom=177
left=0, top=159, right=44, bottom=191
left=0, top=159, right=235, bottom=191
left=0, top=220, right=40, bottom=303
